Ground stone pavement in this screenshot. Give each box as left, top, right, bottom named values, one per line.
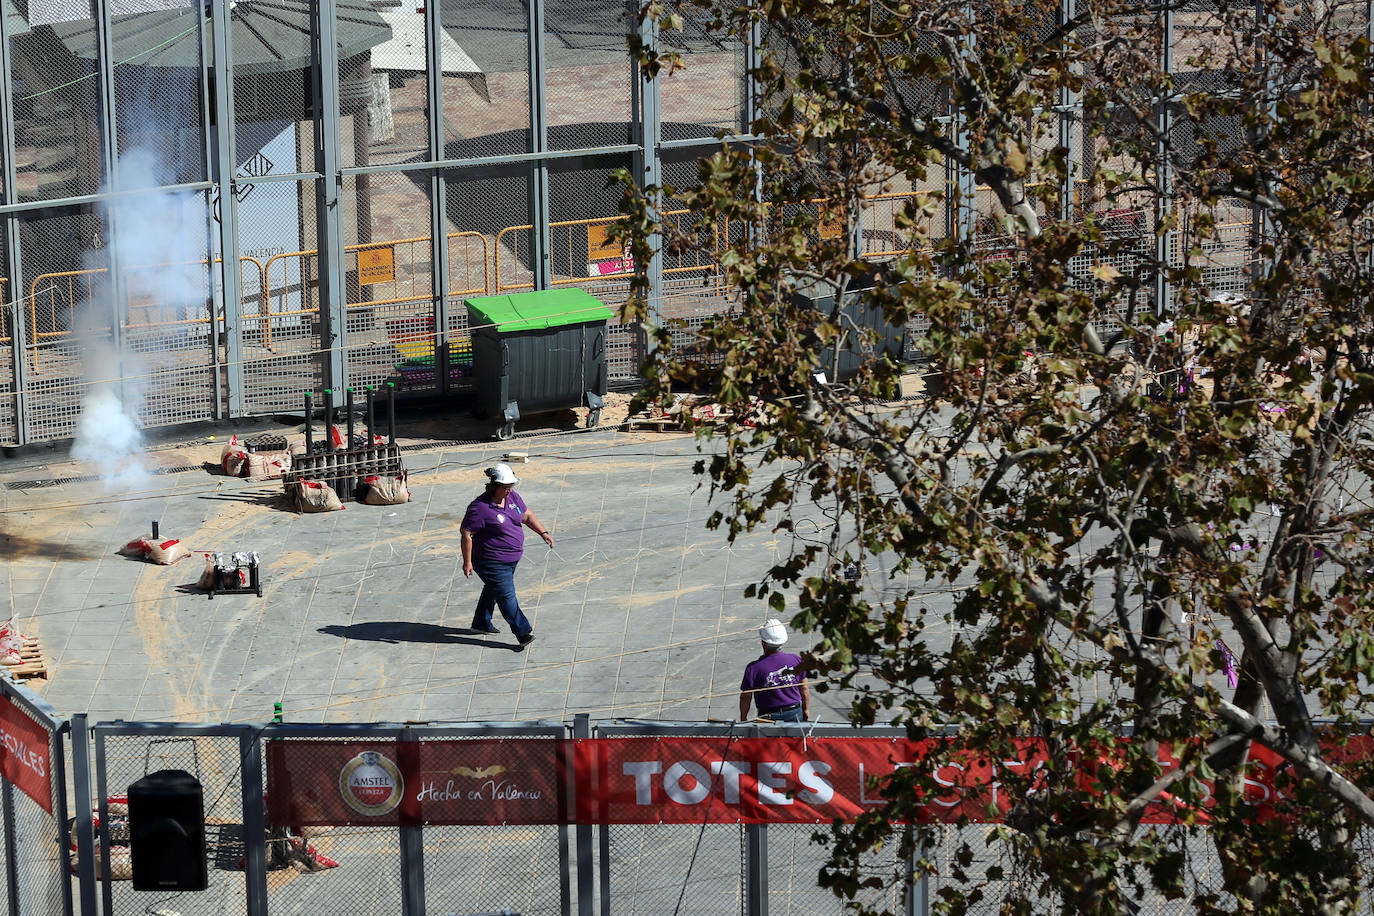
left=0, top=405, right=868, bottom=728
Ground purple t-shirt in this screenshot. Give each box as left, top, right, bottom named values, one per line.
left=462, top=490, right=528, bottom=562
left=740, top=651, right=805, bottom=713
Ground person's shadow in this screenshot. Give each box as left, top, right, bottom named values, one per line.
left=318, top=621, right=519, bottom=650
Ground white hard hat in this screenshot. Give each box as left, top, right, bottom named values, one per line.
left=486, top=463, right=518, bottom=485
left=759, top=618, right=788, bottom=647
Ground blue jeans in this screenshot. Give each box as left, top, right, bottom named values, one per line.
left=763, top=705, right=804, bottom=723
left=472, top=557, right=533, bottom=640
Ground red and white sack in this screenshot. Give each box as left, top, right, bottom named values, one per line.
left=117, top=536, right=153, bottom=558
left=0, top=617, right=26, bottom=665
left=294, top=479, right=343, bottom=513
left=361, top=473, right=410, bottom=505
left=221, top=435, right=249, bottom=477
left=288, top=437, right=308, bottom=457
left=246, top=449, right=292, bottom=479
left=196, top=553, right=219, bottom=589
left=145, top=539, right=190, bottom=565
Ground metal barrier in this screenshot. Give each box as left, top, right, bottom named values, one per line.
left=0, top=675, right=75, bottom=916
left=6, top=681, right=1374, bottom=916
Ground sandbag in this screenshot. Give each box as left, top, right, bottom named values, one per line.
left=361, top=473, right=410, bottom=505
left=117, top=536, right=153, bottom=557
left=0, top=617, right=25, bottom=665
left=145, top=539, right=190, bottom=565
left=247, top=449, right=292, bottom=479
left=221, top=435, right=249, bottom=477
left=294, top=479, right=343, bottom=513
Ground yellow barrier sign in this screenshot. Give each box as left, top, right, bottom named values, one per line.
left=358, top=247, right=395, bottom=285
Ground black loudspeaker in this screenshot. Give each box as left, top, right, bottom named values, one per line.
left=127, top=769, right=208, bottom=892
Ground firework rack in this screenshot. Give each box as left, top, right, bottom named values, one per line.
left=283, top=384, right=406, bottom=501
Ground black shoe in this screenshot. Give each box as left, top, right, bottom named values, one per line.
left=517, top=631, right=535, bottom=649
left=472, top=622, right=500, bottom=634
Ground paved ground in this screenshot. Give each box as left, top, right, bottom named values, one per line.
left=0, top=403, right=865, bottom=727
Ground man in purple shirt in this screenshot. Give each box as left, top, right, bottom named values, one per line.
left=739, top=618, right=810, bottom=722
left=461, top=463, right=555, bottom=650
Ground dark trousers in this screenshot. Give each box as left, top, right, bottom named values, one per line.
left=471, top=557, right=533, bottom=640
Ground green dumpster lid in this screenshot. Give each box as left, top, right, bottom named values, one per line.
left=465, top=289, right=614, bottom=333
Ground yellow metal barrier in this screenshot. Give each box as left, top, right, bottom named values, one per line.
left=261, top=233, right=492, bottom=344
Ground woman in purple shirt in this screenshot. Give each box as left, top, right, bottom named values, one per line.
left=461, top=463, right=555, bottom=649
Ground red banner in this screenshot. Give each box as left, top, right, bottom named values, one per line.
left=0, top=695, right=52, bottom=814
left=573, top=736, right=1374, bottom=825
left=267, top=738, right=563, bottom=826
left=261, top=734, right=1374, bottom=828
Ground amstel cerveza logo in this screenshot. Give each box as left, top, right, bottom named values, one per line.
left=339, top=750, right=404, bottom=816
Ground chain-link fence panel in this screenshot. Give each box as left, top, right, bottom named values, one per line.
left=110, top=0, right=208, bottom=185
left=659, top=9, right=746, bottom=142
left=93, top=730, right=249, bottom=916
left=440, top=0, right=532, bottom=159
left=17, top=206, right=110, bottom=445
left=9, top=10, right=103, bottom=201
left=341, top=171, right=438, bottom=396
left=601, top=822, right=747, bottom=915
left=242, top=178, right=323, bottom=415
left=766, top=823, right=912, bottom=916
left=544, top=0, right=633, bottom=152
left=0, top=685, right=68, bottom=916
left=258, top=733, right=410, bottom=916
left=418, top=729, right=568, bottom=916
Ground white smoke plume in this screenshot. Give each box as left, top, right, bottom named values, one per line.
left=71, top=148, right=205, bottom=491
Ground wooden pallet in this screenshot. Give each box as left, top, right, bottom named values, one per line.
left=622, top=414, right=686, bottom=432
left=1, top=641, right=48, bottom=680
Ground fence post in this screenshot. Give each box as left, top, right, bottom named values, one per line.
left=574, top=714, right=594, bottom=914
left=2, top=774, right=17, bottom=916
left=745, top=724, right=767, bottom=916
left=69, top=715, right=97, bottom=916
left=240, top=729, right=268, bottom=916
left=903, top=824, right=930, bottom=916
left=52, top=721, right=74, bottom=916
left=399, top=726, right=425, bottom=916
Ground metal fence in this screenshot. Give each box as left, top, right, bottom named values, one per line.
left=6, top=673, right=1374, bottom=915
left=0, top=0, right=1291, bottom=447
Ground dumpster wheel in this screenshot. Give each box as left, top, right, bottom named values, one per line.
left=497, top=420, right=516, bottom=440
left=586, top=408, right=601, bottom=428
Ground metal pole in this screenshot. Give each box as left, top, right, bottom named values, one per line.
left=528, top=0, right=551, bottom=289
left=745, top=724, right=767, bottom=916
left=70, top=715, right=97, bottom=916
left=324, top=388, right=335, bottom=451
left=1153, top=3, right=1174, bottom=317
left=304, top=391, right=314, bottom=453
left=312, top=0, right=347, bottom=391
left=52, top=722, right=74, bottom=916
left=208, top=0, right=242, bottom=418
left=2, top=775, right=18, bottom=916
left=345, top=387, right=355, bottom=449
left=422, top=0, right=453, bottom=386
left=387, top=381, right=396, bottom=446
left=636, top=7, right=663, bottom=334
left=398, top=727, right=425, bottom=916
left=240, top=730, right=268, bottom=916
left=94, top=729, right=113, bottom=916
left=1057, top=0, right=1077, bottom=223
left=366, top=386, right=376, bottom=442
left=574, top=714, right=595, bottom=915
left=0, top=0, right=29, bottom=445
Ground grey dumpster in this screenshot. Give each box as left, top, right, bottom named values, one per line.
left=789, top=274, right=905, bottom=382
left=466, top=288, right=614, bottom=439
